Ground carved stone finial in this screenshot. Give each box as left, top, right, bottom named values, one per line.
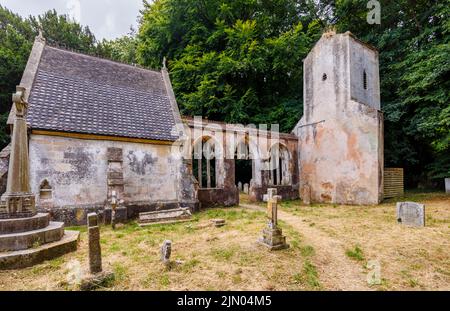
left=12, top=86, right=27, bottom=117
left=36, top=28, right=46, bottom=43
left=162, top=56, right=167, bottom=70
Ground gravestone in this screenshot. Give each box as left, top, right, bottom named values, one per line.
left=258, top=188, right=289, bottom=250
left=138, top=207, right=192, bottom=226
left=161, top=240, right=172, bottom=266
left=396, top=202, right=425, bottom=227
left=301, top=184, right=311, bottom=205
left=243, top=183, right=249, bottom=194
left=211, top=218, right=225, bottom=227
left=237, top=182, right=242, bottom=192
left=87, top=213, right=102, bottom=273
left=110, top=190, right=118, bottom=230
left=445, top=178, right=450, bottom=194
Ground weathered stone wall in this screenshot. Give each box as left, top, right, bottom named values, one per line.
left=293, top=32, right=383, bottom=205
left=184, top=118, right=299, bottom=206
left=29, top=134, right=190, bottom=224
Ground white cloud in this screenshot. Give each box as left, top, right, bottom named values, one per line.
left=66, top=0, right=81, bottom=22
left=0, top=0, right=144, bottom=40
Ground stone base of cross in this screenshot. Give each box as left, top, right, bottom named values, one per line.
left=258, top=188, right=289, bottom=250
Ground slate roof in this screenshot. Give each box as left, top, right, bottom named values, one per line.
left=26, top=46, right=179, bottom=141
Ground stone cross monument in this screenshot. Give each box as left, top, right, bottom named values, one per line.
left=1, top=86, right=35, bottom=217
left=258, top=188, right=289, bottom=250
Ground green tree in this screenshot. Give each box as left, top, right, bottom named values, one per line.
left=0, top=6, right=101, bottom=146
left=334, top=0, right=450, bottom=185
left=0, top=5, right=34, bottom=144
left=137, top=0, right=322, bottom=130
left=97, top=27, right=139, bottom=64
left=29, top=9, right=97, bottom=53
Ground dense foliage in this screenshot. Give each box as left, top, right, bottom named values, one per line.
left=334, top=0, right=449, bottom=186
left=137, top=0, right=323, bottom=131
left=137, top=0, right=449, bottom=187
left=0, top=1, right=448, bottom=187
left=0, top=6, right=135, bottom=145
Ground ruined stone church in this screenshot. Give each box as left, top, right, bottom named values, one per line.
left=0, top=31, right=383, bottom=225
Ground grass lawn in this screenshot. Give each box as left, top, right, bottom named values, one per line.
left=276, top=191, right=450, bottom=290
left=0, top=208, right=320, bottom=290
left=0, top=191, right=448, bottom=290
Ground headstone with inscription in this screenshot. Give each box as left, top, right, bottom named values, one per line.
left=396, top=202, right=425, bottom=227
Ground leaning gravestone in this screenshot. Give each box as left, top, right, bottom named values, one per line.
left=396, top=202, right=425, bottom=227
left=237, top=182, right=242, bottom=192
left=445, top=178, right=450, bottom=194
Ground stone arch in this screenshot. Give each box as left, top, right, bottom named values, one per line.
left=192, top=135, right=223, bottom=188
left=39, top=179, right=52, bottom=200
left=267, top=142, right=291, bottom=186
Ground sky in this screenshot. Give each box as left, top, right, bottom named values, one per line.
left=0, top=0, right=145, bottom=40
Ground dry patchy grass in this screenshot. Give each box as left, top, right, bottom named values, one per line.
left=0, top=208, right=319, bottom=291
left=0, top=191, right=448, bottom=291
left=278, top=191, right=450, bottom=290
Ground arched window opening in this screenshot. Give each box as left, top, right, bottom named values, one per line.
left=192, top=137, right=217, bottom=188
left=268, top=144, right=291, bottom=186
left=39, top=179, right=52, bottom=200
left=235, top=141, right=252, bottom=188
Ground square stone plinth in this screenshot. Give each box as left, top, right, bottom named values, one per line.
left=258, top=227, right=289, bottom=250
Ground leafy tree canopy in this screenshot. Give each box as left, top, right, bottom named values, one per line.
left=0, top=1, right=448, bottom=186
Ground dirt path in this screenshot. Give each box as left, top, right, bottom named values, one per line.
left=240, top=203, right=373, bottom=290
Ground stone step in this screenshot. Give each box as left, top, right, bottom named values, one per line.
left=0, top=221, right=64, bottom=252
left=0, top=213, right=50, bottom=234
left=0, top=230, right=79, bottom=269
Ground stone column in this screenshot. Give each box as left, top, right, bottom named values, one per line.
left=1, top=86, right=35, bottom=217
left=206, top=158, right=211, bottom=188
left=87, top=213, right=102, bottom=274
left=197, top=158, right=202, bottom=188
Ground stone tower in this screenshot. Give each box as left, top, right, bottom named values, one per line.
left=293, top=31, right=384, bottom=205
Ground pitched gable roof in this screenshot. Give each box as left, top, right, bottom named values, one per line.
left=24, top=45, right=179, bottom=141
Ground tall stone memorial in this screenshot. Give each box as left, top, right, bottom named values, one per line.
left=0, top=86, right=79, bottom=269
left=258, top=188, right=289, bottom=250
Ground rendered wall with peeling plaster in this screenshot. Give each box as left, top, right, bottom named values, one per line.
left=29, top=134, right=182, bottom=209
left=293, top=32, right=383, bottom=205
